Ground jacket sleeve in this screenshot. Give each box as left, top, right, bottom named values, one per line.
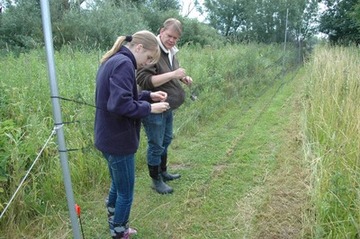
left=107, top=61, right=151, bottom=119
left=139, top=90, right=151, bottom=102
left=136, top=64, right=157, bottom=90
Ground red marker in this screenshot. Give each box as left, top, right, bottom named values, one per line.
left=75, top=204, right=85, bottom=239
left=75, top=204, right=81, bottom=216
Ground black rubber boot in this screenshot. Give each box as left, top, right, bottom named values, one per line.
left=160, top=154, right=181, bottom=182
left=148, top=165, right=173, bottom=194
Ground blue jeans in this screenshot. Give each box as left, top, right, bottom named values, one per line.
left=102, top=152, right=135, bottom=226
left=142, top=110, right=173, bottom=166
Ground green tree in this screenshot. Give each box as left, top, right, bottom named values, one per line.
left=0, top=0, right=221, bottom=52
left=53, top=1, right=149, bottom=50
left=139, top=0, right=182, bottom=34
left=144, top=0, right=180, bottom=11
left=203, top=0, right=246, bottom=37
left=106, top=0, right=146, bottom=8
left=0, top=0, right=42, bottom=52
left=319, top=0, right=360, bottom=44
left=0, top=0, right=87, bottom=52
left=201, top=0, right=318, bottom=44
left=180, top=18, right=225, bottom=47
left=350, top=1, right=360, bottom=24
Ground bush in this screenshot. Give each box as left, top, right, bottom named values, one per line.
left=0, top=0, right=224, bottom=52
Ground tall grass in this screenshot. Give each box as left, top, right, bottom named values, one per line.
left=304, top=46, right=360, bottom=237
left=0, top=43, right=296, bottom=237
left=0, top=48, right=106, bottom=233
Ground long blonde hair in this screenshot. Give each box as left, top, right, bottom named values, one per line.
left=100, top=30, right=160, bottom=64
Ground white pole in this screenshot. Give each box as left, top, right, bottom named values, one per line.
left=39, top=0, right=81, bottom=238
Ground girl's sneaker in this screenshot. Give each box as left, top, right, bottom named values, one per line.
left=122, top=227, right=138, bottom=239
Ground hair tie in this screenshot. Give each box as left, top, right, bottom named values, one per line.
left=125, top=35, right=133, bottom=42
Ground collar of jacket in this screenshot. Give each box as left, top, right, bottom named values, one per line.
left=118, top=45, right=137, bottom=69
left=157, top=35, right=179, bottom=56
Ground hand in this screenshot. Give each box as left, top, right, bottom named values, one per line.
left=151, top=102, right=170, bottom=113
left=180, top=76, right=193, bottom=85
left=173, top=68, right=186, bottom=80
left=150, top=91, right=167, bottom=102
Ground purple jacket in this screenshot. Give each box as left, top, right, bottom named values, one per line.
left=94, top=46, right=151, bottom=155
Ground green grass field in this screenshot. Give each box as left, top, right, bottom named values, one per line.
left=0, top=44, right=359, bottom=238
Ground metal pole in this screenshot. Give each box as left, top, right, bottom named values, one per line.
left=39, top=0, right=81, bottom=238
left=282, top=8, right=289, bottom=73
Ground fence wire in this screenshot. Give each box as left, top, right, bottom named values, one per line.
left=0, top=125, right=62, bottom=220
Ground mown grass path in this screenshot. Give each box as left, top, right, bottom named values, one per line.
left=81, top=69, right=310, bottom=239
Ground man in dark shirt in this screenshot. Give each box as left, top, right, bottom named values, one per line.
left=137, top=18, right=193, bottom=194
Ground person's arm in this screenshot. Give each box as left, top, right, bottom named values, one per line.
left=108, top=62, right=151, bottom=119
left=151, top=68, right=187, bottom=87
